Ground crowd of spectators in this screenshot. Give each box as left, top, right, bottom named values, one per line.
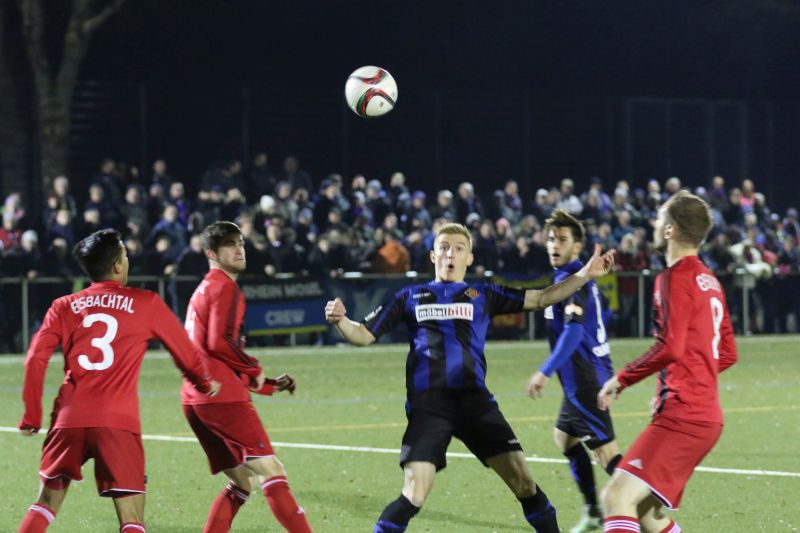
left=1, top=152, right=800, bottom=350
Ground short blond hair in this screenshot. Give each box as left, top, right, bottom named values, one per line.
left=435, top=222, right=472, bottom=250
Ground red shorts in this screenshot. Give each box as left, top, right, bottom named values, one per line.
left=39, top=427, right=146, bottom=496
left=617, top=415, right=722, bottom=509
left=183, top=402, right=275, bottom=474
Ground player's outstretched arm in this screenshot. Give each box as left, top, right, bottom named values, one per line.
left=523, top=244, right=615, bottom=310
left=19, top=301, right=63, bottom=435
left=149, top=295, right=217, bottom=396
left=325, top=297, right=376, bottom=346
left=246, top=373, right=296, bottom=395
left=527, top=322, right=583, bottom=398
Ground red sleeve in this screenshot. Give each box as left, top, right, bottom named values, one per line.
left=148, top=294, right=213, bottom=393
left=207, top=282, right=261, bottom=378
left=618, top=270, right=691, bottom=389
left=19, top=300, right=64, bottom=431
left=717, top=301, right=737, bottom=373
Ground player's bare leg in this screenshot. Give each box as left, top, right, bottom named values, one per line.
left=400, top=461, right=435, bottom=506
left=601, top=470, right=652, bottom=532
left=373, top=461, right=432, bottom=533
left=112, top=493, right=146, bottom=533
left=637, top=497, right=675, bottom=533
left=486, top=451, right=559, bottom=533
left=244, top=456, right=311, bottom=533
left=592, top=441, right=621, bottom=471
left=18, top=482, right=68, bottom=532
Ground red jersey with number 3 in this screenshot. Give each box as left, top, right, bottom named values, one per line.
left=181, top=269, right=262, bottom=405
left=19, top=280, right=213, bottom=434
left=617, top=256, right=737, bottom=424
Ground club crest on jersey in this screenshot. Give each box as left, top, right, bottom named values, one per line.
left=464, top=288, right=479, bottom=299
left=415, top=303, right=474, bottom=322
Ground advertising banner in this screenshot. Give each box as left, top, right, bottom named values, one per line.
left=241, top=277, right=328, bottom=336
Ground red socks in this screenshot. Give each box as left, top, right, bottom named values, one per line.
left=120, top=523, right=146, bottom=532
left=604, top=516, right=640, bottom=532
left=18, top=504, right=56, bottom=533
left=261, top=476, right=312, bottom=533
left=659, top=520, right=681, bottom=533
left=203, top=483, right=249, bottom=533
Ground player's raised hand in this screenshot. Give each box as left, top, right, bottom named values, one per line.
left=325, top=297, right=347, bottom=324
left=597, top=375, right=622, bottom=411
left=581, top=244, right=615, bottom=279
left=526, top=371, right=549, bottom=399
left=274, top=373, right=296, bottom=395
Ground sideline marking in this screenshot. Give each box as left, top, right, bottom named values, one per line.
left=2, top=426, right=798, bottom=478
left=1, top=334, right=797, bottom=362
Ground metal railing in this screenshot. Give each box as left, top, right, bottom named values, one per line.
left=0, top=269, right=788, bottom=353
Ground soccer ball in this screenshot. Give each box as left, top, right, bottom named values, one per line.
left=344, top=66, right=398, bottom=118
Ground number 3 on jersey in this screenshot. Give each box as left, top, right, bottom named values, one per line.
left=77, top=313, right=118, bottom=371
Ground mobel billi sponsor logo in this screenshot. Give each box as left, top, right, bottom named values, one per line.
left=415, top=303, right=474, bottom=322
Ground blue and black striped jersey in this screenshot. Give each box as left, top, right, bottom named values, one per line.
left=545, top=260, right=614, bottom=392
left=363, top=281, right=525, bottom=393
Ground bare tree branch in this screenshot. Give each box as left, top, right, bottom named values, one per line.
left=57, top=0, right=126, bottom=106
left=14, top=0, right=50, bottom=86
left=84, top=0, right=126, bottom=34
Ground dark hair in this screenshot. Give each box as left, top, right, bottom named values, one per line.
left=663, top=190, right=712, bottom=246
left=72, top=228, right=124, bottom=281
left=200, top=220, right=241, bottom=252
left=544, top=208, right=585, bottom=243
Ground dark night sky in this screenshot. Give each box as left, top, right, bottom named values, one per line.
left=82, top=1, right=800, bottom=99
left=58, top=0, right=800, bottom=205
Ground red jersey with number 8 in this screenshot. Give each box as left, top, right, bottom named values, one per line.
left=19, top=280, right=213, bottom=434
left=617, top=256, right=738, bottom=424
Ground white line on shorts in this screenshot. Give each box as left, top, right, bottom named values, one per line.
left=2, top=426, right=798, bottom=478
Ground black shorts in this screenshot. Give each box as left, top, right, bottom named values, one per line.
left=555, top=392, right=615, bottom=450
left=399, top=388, right=523, bottom=471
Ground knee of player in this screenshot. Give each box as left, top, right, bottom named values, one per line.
left=246, top=456, right=286, bottom=479
left=552, top=428, right=570, bottom=451
left=401, top=485, right=428, bottom=508
left=504, top=466, right=536, bottom=498
left=401, top=474, right=432, bottom=507
left=38, top=481, right=69, bottom=512
left=515, top=475, right=537, bottom=498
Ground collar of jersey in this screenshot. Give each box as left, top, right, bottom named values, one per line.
left=429, top=280, right=467, bottom=287
left=555, top=260, right=583, bottom=275
left=208, top=268, right=235, bottom=282
left=91, top=279, right=124, bottom=288
left=668, top=255, right=700, bottom=270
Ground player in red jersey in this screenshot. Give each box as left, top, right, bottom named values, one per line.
left=17, top=229, right=219, bottom=533
left=181, top=221, right=310, bottom=533
left=597, top=191, right=738, bottom=533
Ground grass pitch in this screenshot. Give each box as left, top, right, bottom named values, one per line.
left=1, top=336, right=798, bottom=532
